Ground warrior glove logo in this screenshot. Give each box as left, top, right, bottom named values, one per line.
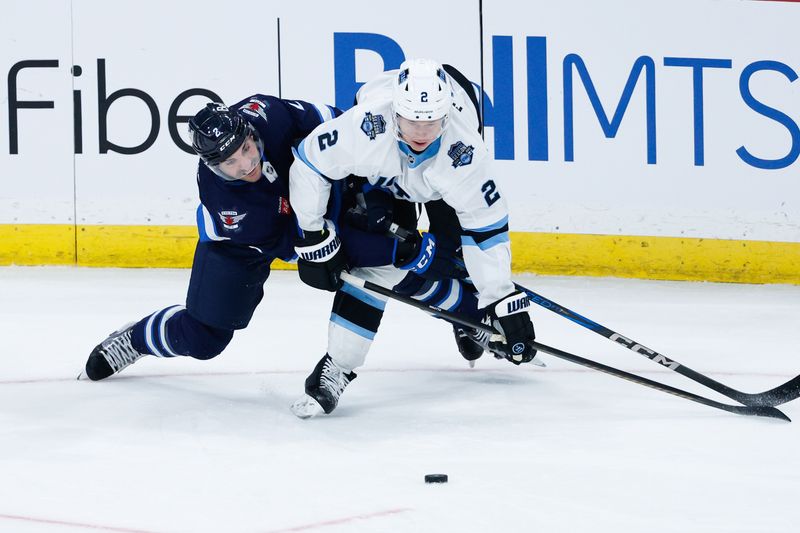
left=448, top=141, right=474, bottom=168
left=507, top=296, right=531, bottom=314
left=298, top=236, right=341, bottom=261
left=360, top=112, right=386, bottom=140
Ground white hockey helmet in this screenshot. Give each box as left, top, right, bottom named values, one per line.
left=392, top=58, right=453, bottom=140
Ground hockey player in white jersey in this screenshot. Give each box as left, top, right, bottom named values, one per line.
left=289, top=58, right=537, bottom=418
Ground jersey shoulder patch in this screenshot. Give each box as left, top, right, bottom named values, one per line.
left=238, top=97, right=272, bottom=122
left=360, top=111, right=387, bottom=140
left=447, top=141, right=475, bottom=168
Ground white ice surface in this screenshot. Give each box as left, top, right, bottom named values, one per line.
left=1, top=267, right=799, bottom=533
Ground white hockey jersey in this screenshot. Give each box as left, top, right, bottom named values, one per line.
left=289, top=70, right=515, bottom=307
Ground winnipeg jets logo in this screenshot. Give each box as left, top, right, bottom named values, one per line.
left=360, top=112, right=386, bottom=140
left=448, top=141, right=474, bottom=168
left=239, top=98, right=269, bottom=122
left=218, top=210, right=247, bottom=230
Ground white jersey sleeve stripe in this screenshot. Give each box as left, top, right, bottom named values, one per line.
left=311, top=102, right=334, bottom=122
left=292, top=140, right=326, bottom=178
left=438, top=280, right=462, bottom=311
left=159, top=305, right=185, bottom=357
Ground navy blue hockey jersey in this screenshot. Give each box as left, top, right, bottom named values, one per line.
left=195, top=94, right=339, bottom=260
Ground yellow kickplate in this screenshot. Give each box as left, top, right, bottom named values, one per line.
left=2, top=224, right=797, bottom=284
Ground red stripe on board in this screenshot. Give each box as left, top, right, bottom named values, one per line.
left=263, top=508, right=412, bottom=533
left=0, top=513, right=161, bottom=533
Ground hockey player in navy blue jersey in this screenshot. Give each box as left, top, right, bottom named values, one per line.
left=80, top=95, right=342, bottom=380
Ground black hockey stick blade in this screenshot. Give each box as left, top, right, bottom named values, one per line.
left=750, top=374, right=800, bottom=407
left=515, top=283, right=800, bottom=408
left=340, top=273, right=791, bottom=422
left=530, top=340, right=791, bottom=422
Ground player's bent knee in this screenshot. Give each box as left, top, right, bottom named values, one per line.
left=179, top=316, right=234, bottom=360
left=190, top=325, right=233, bottom=360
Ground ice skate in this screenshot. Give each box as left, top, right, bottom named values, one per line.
left=80, top=323, right=147, bottom=380
left=291, top=354, right=356, bottom=419
left=453, top=324, right=485, bottom=367
left=470, top=318, right=546, bottom=368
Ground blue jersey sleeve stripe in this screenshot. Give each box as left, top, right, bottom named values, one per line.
left=330, top=313, right=377, bottom=340
left=293, top=140, right=326, bottom=178
left=462, top=215, right=509, bottom=233
left=196, top=205, right=209, bottom=242
left=329, top=104, right=342, bottom=118
left=311, top=104, right=324, bottom=124
left=461, top=232, right=509, bottom=250
left=196, top=204, right=228, bottom=242
left=311, top=103, right=334, bottom=122
left=341, top=282, right=387, bottom=310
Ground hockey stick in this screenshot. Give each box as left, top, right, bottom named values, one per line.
left=340, top=272, right=790, bottom=422
left=513, top=283, right=800, bottom=408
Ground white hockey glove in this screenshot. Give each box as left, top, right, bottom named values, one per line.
left=294, top=221, right=347, bottom=292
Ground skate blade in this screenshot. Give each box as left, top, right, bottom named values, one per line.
left=468, top=360, right=476, bottom=368
left=76, top=371, right=87, bottom=380
left=513, top=355, right=547, bottom=368
left=291, top=395, right=325, bottom=419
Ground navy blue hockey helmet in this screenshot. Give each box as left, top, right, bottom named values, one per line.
left=188, top=102, right=255, bottom=167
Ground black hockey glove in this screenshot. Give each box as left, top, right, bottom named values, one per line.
left=294, top=223, right=347, bottom=292
left=343, top=188, right=394, bottom=234
left=363, top=187, right=394, bottom=233
left=393, top=231, right=468, bottom=280
left=487, top=291, right=536, bottom=365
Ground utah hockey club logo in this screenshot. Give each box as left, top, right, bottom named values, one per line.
left=360, top=112, right=386, bottom=140
left=218, top=210, right=247, bottom=230
left=448, top=141, right=474, bottom=168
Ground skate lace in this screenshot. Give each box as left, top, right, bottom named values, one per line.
left=319, top=359, right=350, bottom=399
left=468, top=317, right=493, bottom=347
left=471, top=328, right=490, bottom=346
left=102, top=330, right=142, bottom=372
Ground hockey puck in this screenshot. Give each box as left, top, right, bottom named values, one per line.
left=424, top=474, right=448, bottom=484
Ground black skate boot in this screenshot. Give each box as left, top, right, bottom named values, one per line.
left=453, top=324, right=485, bottom=366
left=291, top=354, right=357, bottom=419
left=81, top=323, right=147, bottom=381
